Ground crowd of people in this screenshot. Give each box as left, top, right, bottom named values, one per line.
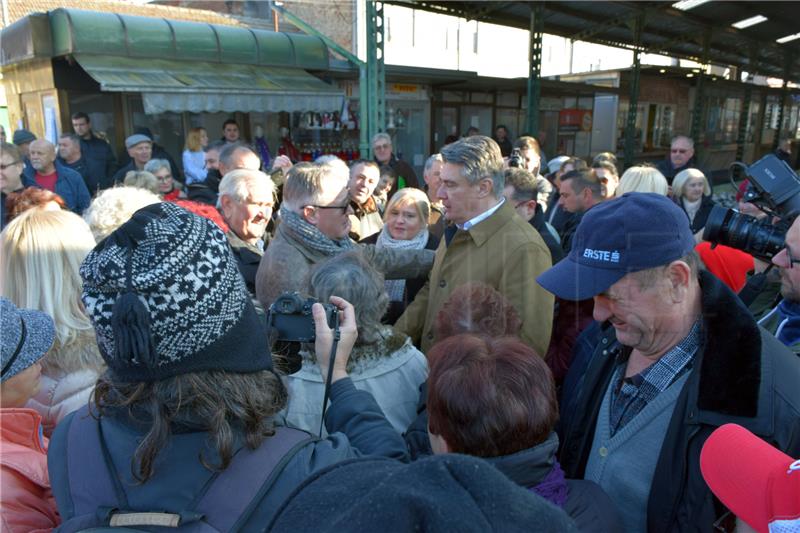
left=1, top=113, right=800, bottom=532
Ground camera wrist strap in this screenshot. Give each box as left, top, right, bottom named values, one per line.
left=318, top=324, right=341, bottom=437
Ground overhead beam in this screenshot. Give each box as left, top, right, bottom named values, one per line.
left=462, top=1, right=514, bottom=22
left=382, top=1, right=799, bottom=82
left=570, top=12, right=636, bottom=42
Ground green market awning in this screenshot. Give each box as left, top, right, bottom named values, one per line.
left=73, top=54, right=343, bottom=114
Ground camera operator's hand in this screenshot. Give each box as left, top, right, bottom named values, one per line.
left=313, top=296, right=357, bottom=384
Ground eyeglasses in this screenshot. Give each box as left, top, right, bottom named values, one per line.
left=308, top=202, right=350, bottom=215
left=784, top=247, right=800, bottom=269
left=0, top=161, right=20, bottom=170
left=155, top=175, right=173, bottom=182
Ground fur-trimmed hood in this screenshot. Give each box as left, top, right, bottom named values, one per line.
left=695, top=270, right=762, bottom=418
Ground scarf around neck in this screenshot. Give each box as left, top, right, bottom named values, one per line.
left=530, top=460, right=568, bottom=508
left=375, top=226, right=429, bottom=301
left=682, top=197, right=703, bottom=224
left=279, top=205, right=354, bottom=257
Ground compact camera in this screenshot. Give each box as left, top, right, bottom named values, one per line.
left=266, top=292, right=339, bottom=375
left=267, top=292, right=338, bottom=343
left=508, top=147, right=524, bottom=168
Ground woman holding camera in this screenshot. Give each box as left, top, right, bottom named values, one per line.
left=46, top=203, right=408, bottom=531
left=365, top=187, right=440, bottom=325
left=283, top=251, right=428, bottom=435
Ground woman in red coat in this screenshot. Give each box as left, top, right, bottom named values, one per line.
left=0, top=298, right=60, bottom=532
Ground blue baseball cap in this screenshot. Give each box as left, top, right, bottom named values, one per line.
left=537, top=192, right=696, bottom=300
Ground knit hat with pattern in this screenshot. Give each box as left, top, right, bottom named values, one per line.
left=80, top=202, right=271, bottom=382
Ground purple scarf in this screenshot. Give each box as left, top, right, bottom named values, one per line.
left=530, top=460, right=569, bottom=507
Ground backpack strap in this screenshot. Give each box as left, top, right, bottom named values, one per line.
left=65, top=407, right=127, bottom=518
left=195, top=426, right=313, bottom=532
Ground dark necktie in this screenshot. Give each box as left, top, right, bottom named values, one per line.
left=444, top=225, right=459, bottom=247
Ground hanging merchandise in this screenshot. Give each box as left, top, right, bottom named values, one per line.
left=253, top=124, right=271, bottom=170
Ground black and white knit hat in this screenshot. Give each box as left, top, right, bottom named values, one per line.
left=80, top=202, right=271, bottom=382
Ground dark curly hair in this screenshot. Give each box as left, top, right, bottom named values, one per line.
left=93, top=368, right=288, bottom=483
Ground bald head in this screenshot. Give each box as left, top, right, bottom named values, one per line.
left=29, top=139, right=57, bottom=174
left=219, top=144, right=261, bottom=176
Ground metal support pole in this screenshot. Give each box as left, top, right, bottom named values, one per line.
left=359, top=63, right=370, bottom=157
left=774, top=83, right=788, bottom=152
left=735, top=51, right=758, bottom=171
left=689, top=29, right=712, bottom=151
left=525, top=3, right=544, bottom=136
left=735, top=84, right=752, bottom=168
left=623, top=15, right=643, bottom=171
left=773, top=51, right=793, bottom=151
left=366, top=1, right=385, bottom=158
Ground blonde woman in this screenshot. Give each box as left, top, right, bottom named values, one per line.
left=182, top=127, right=208, bottom=185
left=366, top=187, right=440, bottom=324
left=616, top=165, right=669, bottom=196
left=1, top=209, right=103, bottom=436
left=672, top=168, right=715, bottom=234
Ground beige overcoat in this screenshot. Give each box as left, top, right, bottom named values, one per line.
left=395, top=201, right=554, bottom=355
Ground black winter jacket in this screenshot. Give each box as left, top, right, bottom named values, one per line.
left=529, top=204, right=564, bottom=263
left=558, top=271, right=800, bottom=532
left=678, top=194, right=715, bottom=234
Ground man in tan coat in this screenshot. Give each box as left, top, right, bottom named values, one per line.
left=395, top=136, right=554, bottom=355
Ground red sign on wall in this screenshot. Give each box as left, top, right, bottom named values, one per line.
left=559, top=109, right=593, bottom=133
